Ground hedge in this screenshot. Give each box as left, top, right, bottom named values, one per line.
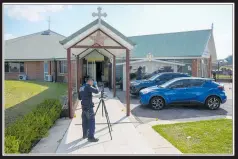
left=5, top=99, right=62, bottom=154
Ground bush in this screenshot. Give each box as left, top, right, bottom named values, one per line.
left=5, top=136, right=20, bottom=154
left=5, top=99, right=62, bottom=154
left=130, top=73, right=137, bottom=80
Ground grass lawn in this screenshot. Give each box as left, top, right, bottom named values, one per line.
left=219, top=66, right=232, bottom=70
left=4, top=80, right=67, bottom=127
left=216, top=74, right=232, bottom=79
left=152, top=119, right=233, bottom=154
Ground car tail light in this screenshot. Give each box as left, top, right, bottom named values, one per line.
left=218, top=85, right=224, bottom=91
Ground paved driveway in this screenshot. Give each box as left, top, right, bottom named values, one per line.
left=116, top=82, right=233, bottom=124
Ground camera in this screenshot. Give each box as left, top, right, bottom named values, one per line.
left=97, top=82, right=107, bottom=99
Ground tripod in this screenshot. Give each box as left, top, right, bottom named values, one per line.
left=95, top=91, right=113, bottom=140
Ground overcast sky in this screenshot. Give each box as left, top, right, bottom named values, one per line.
left=3, top=4, right=233, bottom=59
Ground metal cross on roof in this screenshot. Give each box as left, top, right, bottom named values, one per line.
left=48, top=16, right=51, bottom=30
left=90, top=31, right=107, bottom=46
left=146, top=53, right=153, bottom=61
left=92, top=7, right=107, bottom=24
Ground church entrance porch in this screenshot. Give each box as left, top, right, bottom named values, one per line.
left=60, top=7, right=135, bottom=118
left=81, top=50, right=113, bottom=88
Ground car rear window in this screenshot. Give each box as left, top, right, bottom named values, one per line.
left=189, top=79, right=205, bottom=87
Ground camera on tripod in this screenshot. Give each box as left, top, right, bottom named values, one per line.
left=98, top=82, right=108, bottom=99
left=95, top=81, right=112, bottom=140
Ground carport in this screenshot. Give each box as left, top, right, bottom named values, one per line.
left=59, top=7, right=135, bottom=118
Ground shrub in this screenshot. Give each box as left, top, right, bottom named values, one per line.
left=5, top=99, right=62, bottom=154
left=5, top=136, right=20, bottom=154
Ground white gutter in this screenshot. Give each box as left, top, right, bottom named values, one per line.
left=116, top=59, right=185, bottom=66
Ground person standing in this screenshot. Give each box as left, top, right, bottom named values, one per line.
left=137, top=66, right=143, bottom=80
left=79, top=77, right=99, bottom=142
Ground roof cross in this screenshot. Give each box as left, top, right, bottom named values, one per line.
left=48, top=16, right=51, bottom=30
left=146, top=53, right=153, bottom=61
left=92, top=7, right=107, bottom=24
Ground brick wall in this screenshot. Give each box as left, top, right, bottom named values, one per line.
left=62, top=60, right=76, bottom=86
left=55, top=60, right=76, bottom=87
left=208, top=56, right=212, bottom=77
left=191, top=59, right=198, bottom=77
left=5, top=72, right=20, bottom=80
left=5, top=61, right=44, bottom=80
left=26, top=61, right=44, bottom=80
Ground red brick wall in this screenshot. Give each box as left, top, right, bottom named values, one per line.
left=5, top=72, right=20, bottom=80
left=192, top=59, right=198, bottom=77
left=5, top=60, right=81, bottom=85
left=5, top=61, right=44, bottom=80
left=55, top=60, right=76, bottom=87
left=25, top=61, right=44, bottom=80
left=208, top=56, right=212, bottom=77
left=62, top=60, right=76, bottom=86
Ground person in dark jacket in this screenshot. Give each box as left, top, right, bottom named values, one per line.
left=212, top=71, right=217, bottom=81
left=137, top=66, right=143, bottom=80
left=79, top=77, right=99, bottom=142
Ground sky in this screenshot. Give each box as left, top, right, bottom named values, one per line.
left=3, top=4, right=233, bottom=59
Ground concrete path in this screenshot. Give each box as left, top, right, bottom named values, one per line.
left=56, top=88, right=161, bottom=154
left=30, top=118, right=72, bottom=154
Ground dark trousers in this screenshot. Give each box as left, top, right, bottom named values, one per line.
left=82, top=107, right=95, bottom=138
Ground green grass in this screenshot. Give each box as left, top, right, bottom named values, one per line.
left=216, top=74, right=232, bottom=79
left=4, top=80, right=67, bottom=127
left=152, top=119, right=233, bottom=154
left=219, top=66, right=232, bottom=70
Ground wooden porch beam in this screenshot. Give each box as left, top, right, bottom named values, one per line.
left=113, top=55, right=116, bottom=97
left=72, top=45, right=125, bottom=49
left=76, top=55, right=80, bottom=91
left=67, top=48, right=73, bottom=118
left=126, top=49, right=130, bottom=116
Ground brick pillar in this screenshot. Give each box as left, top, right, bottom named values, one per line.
left=79, top=59, right=83, bottom=85
left=208, top=56, right=212, bottom=77
left=76, top=56, right=80, bottom=91
left=126, top=49, right=130, bottom=116
left=192, top=59, right=198, bottom=77
left=67, top=49, right=73, bottom=119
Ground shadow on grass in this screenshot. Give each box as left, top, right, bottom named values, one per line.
left=5, top=80, right=67, bottom=127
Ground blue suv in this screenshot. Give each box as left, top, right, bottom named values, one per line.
left=130, top=72, right=190, bottom=96
left=139, top=77, right=227, bottom=110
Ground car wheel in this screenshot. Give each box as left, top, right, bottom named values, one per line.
left=150, top=96, right=165, bottom=110
left=206, top=96, right=221, bottom=110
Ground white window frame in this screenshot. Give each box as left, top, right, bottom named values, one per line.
left=59, top=60, right=68, bottom=74
left=44, top=61, right=49, bottom=81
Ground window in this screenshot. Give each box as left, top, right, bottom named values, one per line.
left=5, top=62, right=9, bottom=72
left=156, top=74, right=173, bottom=81
left=59, top=61, right=67, bottom=73
left=20, top=62, right=24, bottom=72
left=5, top=62, right=24, bottom=73
left=189, top=79, right=205, bottom=87
left=10, top=62, right=20, bottom=72
left=163, top=74, right=173, bottom=81
left=168, top=79, right=190, bottom=88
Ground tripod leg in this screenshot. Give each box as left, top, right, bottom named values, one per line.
left=102, top=100, right=112, bottom=140
left=102, top=101, right=104, bottom=117
left=103, top=100, right=113, bottom=130
left=95, top=100, right=101, bottom=115
left=102, top=100, right=113, bottom=132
